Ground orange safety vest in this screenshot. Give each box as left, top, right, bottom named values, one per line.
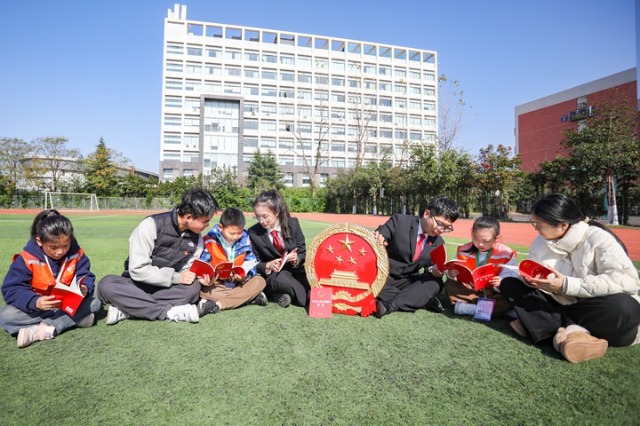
left=13, top=248, right=84, bottom=295
left=202, top=235, right=247, bottom=267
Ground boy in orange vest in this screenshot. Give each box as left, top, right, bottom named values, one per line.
left=197, top=207, right=267, bottom=315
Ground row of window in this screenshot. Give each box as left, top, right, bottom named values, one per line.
left=167, top=30, right=435, bottom=63
left=166, top=45, right=435, bottom=80
left=166, top=64, right=435, bottom=93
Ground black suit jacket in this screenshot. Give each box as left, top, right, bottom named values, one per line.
left=376, top=213, right=444, bottom=279
left=248, top=217, right=307, bottom=275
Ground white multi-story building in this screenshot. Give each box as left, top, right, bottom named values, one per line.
left=160, top=4, right=438, bottom=186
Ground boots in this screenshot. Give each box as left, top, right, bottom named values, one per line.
left=554, top=328, right=608, bottom=363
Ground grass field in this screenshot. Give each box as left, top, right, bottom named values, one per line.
left=0, top=213, right=639, bottom=425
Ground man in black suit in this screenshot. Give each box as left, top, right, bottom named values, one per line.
left=373, top=196, right=460, bottom=317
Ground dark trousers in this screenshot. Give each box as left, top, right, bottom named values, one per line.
left=377, top=273, right=442, bottom=313
left=501, top=277, right=640, bottom=346
left=97, top=274, right=201, bottom=321
left=264, top=268, right=310, bottom=307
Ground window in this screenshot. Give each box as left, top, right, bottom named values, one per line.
left=244, top=51, right=259, bottom=62
left=262, top=53, right=277, bottom=63
left=166, top=44, right=183, bottom=54
left=226, top=67, right=241, bottom=77
left=379, top=81, right=391, bottom=92
left=423, top=101, right=436, bottom=111
left=225, top=49, right=242, bottom=60
left=409, top=69, right=421, bottom=79
left=380, top=97, right=392, bottom=107
left=297, top=90, right=311, bottom=101
left=184, top=80, right=200, bottom=92
left=164, top=115, right=181, bottom=126
left=206, top=48, right=221, bottom=58
left=245, top=120, right=258, bottom=130
left=331, top=143, right=345, bottom=152
left=395, top=99, right=407, bottom=109
left=380, top=113, right=392, bottom=123
left=165, top=78, right=182, bottom=90
left=245, top=29, right=259, bottom=42
left=394, top=68, right=407, bottom=78
left=379, top=129, right=392, bottom=138
left=315, top=75, right=329, bottom=85
left=331, top=60, right=345, bottom=72
left=395, top=84, right=407, bottom=94
left=187, top=46, right=202, bottom=56
left=186, top=63, right=202, bottom=74
left=261, top=103, right=277, bottom=114
left=314, top=91, right=329, bottom=101
left=163, top=134, right=181, bottom=144
left=348, top=79, right=361, bottom=89
left=424, top=72, right=435, bottom=81
left=332, top=77, right=345, bottom=87
left=298, top=36, right=311, bottom=48
left=165, top=96, right=182, bottom=108
left=280, top=72, right=295, bottom=82
left=205, top=65, right=221, bottom=75
left=204, top=82, right=221, bottom=93
left=166, top=61, right=183, bottom=72
left=410, top=132, right=422, bottom=141
left=280, top=55, right=295, bottom=65
left=364, top=80, right=377, bottom=90
left=298, top=56, right=312, bottom=68
left=279, top=88, right=294, bottom=98
left=363, top=64, right=376, bottom=75
left=330, top=93, right=345, bottom=103
left=409, top=85, right=421, bottom=95
left=262, top=70, right=277, bottom=80
left=184, top=117, right=198, bottom=127
left=298, top=72, right=312, bottom=84
left=260, top=137, right=276, bottom=148
left=261, top=86, right=276, bottom=97
left=188, top=24, right=203, bottom=36
left=243, top=85, right=259, bottom=96
left=244, top=137, right=258, bottom=147
left=244, top=68, right=259, bottom=78
left=379, top=66, right=391, bottom=76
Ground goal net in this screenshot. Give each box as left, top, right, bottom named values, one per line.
left=44, top=192, right=100, bottom=211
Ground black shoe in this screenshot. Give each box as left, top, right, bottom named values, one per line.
left=275, top=293, right=292, bottom=308
left=424, top=297, right=445, bottom=313
left=248, top=292, right=268, bottom=307
left=374, top=300, right=390, bottom=318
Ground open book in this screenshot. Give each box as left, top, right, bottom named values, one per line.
left=190, top=259, right=258, bottom=280
left=499, top=260, right=554, bottom=280
left=275, top=251, right=289, bottom=272
left=430, top=244, right=497, bottom=291
left=50, top=275, right=86, bottom=316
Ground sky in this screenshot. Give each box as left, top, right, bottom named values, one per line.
left=0, top=0, right=636, bottom=173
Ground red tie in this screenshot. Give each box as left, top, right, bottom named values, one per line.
left=271, top=230, right=285, bottom=254
left=413, top=233, right=426, bottom=262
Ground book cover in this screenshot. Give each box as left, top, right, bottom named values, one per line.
left=50, top=275, right=85, bottom=316
left=275, top=251, right=289, bottom=272
left=443, top=263, right=497, bottom=291
left=308, top=287, right=333, bottom=318
left=190, top=259, right=258, bottom=280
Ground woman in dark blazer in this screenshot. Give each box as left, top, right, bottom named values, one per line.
left=248, top=190, right=310, bottom=308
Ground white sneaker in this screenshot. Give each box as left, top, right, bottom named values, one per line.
left=17, top=323, right=55, bottom=348
left=453, top=301, right=477, bottom=316
left=106, top=305, right=130, bottom=325
left=76, top=313, right=95, bottom=328
left=167, top=304, right=200, bottom=323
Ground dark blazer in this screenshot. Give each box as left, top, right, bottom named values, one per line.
left=376, top=213, right=444, bottom=279
left=248, top=217, right=307, bottom=275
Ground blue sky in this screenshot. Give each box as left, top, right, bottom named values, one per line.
left=1, top=0, right=636, bottom=173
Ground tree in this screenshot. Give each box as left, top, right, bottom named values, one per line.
left=0, top=137, right=32, bottom=195
left=84, top=138, right=121, bottom=196
left=30, top=137, right=81, bottom=192
left=247, top=149, right=282, bottom=194
left=437, top=74, right=468, bottom=152
left=475, top=144, right=523, bottom=219
left=562, top=98, right=639, bottom=225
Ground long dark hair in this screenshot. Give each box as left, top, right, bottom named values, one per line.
left=253, top=190, right=292, bottom=242
left=462, top=216, right=500, bottom=254
left=532, top=193, right=628, bottom=254
left=30, top=209, right=77, bottom=247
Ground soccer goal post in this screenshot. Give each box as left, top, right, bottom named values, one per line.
left=44, top=192, right=100, bottom=211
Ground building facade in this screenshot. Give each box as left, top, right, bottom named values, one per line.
left=160, top=4, right=438, bottom=186
left=515, top=68, right=637, bottom=172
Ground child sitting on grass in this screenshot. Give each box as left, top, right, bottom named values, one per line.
left=444, top=216, right=518, bottom=318
left=197, top=207, right=267, bottom=316
left=0, top=209, right=101, bottom=348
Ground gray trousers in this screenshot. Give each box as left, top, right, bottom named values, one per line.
left=97, top=274, right=200, bottom=321
left=0, top=294, right=102, bottom=335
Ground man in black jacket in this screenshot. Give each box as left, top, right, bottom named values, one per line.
left=373, top=196, right=459, bottom=318
left=98, top=189, right=218, bottom=324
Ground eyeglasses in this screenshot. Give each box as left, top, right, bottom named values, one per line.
left=254, top=213, right=274, bottom=223
left=529, top=219, right=544, bottom=230
left=432, top=216, right=454, bottom=233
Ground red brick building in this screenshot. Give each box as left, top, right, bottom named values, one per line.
left=515, top=68, right=637, bottom=172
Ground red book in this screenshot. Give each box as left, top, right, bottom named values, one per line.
left=190, top=259, right=257, bottom=280
left=500, top=260, right=555, bottom=281
left=308, top=287, right=333, bottom=318
left=443, top=263, right=498, bottom=291
left=50, top=276, right=86, bottom=316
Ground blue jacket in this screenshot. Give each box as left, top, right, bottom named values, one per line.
left=200, top=226, right=258, bottom=288
left=1, top=238, right=95, bottom=313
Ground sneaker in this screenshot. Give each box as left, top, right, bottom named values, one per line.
left=76, top=313, right=95, bottom=328
left=16, top=323, right=55, bottom=348
left=275, top=293, right=292, bottom=308
left=197, top=299, right=220, bottom=316
left=453, top=301, right=477, bottom=316
left=559, top=331, right=608, bottom=363
left=167, top=304, right=200, bottom=322
left=248, top=292, right=268, bottom=307
left=106, top=305, right=130, bottom=325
